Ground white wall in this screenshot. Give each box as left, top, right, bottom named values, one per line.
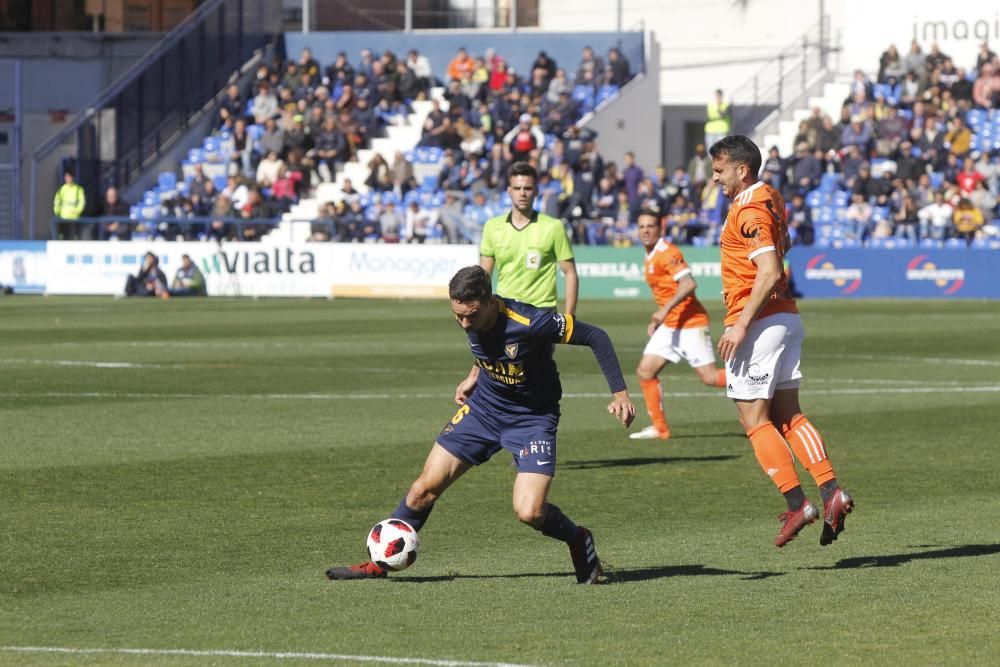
left=842, top=0, right=998, bottom=75
left=539, top=0, right=837, bottom=105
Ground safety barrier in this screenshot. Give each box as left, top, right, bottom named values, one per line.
left=4, top=242, right=997, bottom=300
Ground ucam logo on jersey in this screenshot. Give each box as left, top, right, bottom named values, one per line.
left=905, top=254, right=965, bottom=295
left=803, top=254, right=863, bottom=295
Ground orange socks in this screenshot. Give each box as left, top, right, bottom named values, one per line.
left=782, top=415, right=837, bottom=487
left=639, top=378, right=670, bottom=435
left=715, top=368, right=727, bottom=388
left=747, top=422, right=800, bottom=492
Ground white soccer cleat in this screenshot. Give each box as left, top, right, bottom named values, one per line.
left=629, top=425, right=671, bottom=440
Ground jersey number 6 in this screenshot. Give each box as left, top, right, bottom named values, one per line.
left=451, top=404, right=471, bottom=425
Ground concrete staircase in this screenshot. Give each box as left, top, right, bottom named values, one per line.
left=268, top=89, right=449, bottom=243
left=761, top=75, right=851, bottom=155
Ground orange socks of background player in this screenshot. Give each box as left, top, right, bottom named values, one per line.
left=715, top=368, right=726, bottom=388
left=746, top=422, right=800, bottom=492
left=639, top=378, right=670, bottom=436
left=782, top=415, right=836, bottom=487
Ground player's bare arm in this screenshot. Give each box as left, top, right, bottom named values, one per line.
left=560, top=259, right=578, bottom=316
left=649, top=274, right=697, bottom=336
left=455, top=264, right=490, bottom=404
left=454, top=365, right=480, bottom=404
left=718, top=249, right=782, bottom=361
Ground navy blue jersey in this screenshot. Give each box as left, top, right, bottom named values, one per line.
left=467, top=297, right=574, bottom=414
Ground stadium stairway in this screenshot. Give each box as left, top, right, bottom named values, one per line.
left=762, top=74, right=851, bottom=155
left=271, top=88, right=450, bottom=243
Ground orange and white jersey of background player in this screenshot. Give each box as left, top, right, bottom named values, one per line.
left=719, top=181, right=799, bottom=327
left=644, top=238, right=710, bottom=329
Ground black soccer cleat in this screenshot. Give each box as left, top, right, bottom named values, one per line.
left=569, top=527, right=602, bottom=584
left=325, top=562, right=387, bottom=580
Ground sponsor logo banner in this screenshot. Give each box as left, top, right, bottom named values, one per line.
left=44, top=242, right=478, bottom=298
left=789, top=247, right=997, bottom=298
left=573, top=246, right=723, bottom=300
left=803, top=253, right=863, bottom=294
left=0, top=241, right=47, bottom=294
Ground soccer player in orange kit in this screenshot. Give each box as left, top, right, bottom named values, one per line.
left=630, top=209, right=726, bottom=441
left=710, top=135, right=854, bottom=547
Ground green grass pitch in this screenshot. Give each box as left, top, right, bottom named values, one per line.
left=1, top=296, right=999, bottom=666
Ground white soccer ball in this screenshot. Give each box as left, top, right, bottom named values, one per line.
left=366, top=519, right=419, bottom=571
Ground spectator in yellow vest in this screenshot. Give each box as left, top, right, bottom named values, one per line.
left=53, top=171, right=86, bottom=240
left=704, top=89, right=731, bottom=149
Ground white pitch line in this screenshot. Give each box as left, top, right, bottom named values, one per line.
left=0, top=646, right=537, bottom=667
left=817, top=353, right=1000, bottom=367
left=2, top=385, right=1000, bottom=402
left=0, top=359, right=176, bottom=369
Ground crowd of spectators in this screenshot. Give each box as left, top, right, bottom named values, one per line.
left=761, top=39, right=1000, bottom=248
left=94, top=42, right=635, bottom=243
left=91, top=38, right=1000, bottom=248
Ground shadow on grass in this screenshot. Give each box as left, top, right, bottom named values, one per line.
left=392, top=564, right=782, bottom=584
left=561, top=454, right=739, bottom=470
left=665, top=432, right=747, bottom=440
left=806, top=544, right=1000, bottom=570
left=604, top=564, right=783, bottom=582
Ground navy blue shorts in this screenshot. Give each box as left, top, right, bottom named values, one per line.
left=436, top=399, right=559, bottom=477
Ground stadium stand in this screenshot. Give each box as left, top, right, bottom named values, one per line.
left=105, top=37, right=998, bottom=250
left=115, top=42, right=633, bottom=245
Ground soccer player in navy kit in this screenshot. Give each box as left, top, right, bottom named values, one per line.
left=327, top=265, right=636, bottom=583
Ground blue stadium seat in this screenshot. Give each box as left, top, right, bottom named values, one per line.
left=420, top=174, right=438, bottom=192
left=212, top=174, right=227, bottom=191
left=832, top=190, right=850, bottom=207
left=805, top=190, right=824, bottom=208
left=929, top=172, right=944, bottom=189
left=158, top=172, right=177, bottom=191
left=596, top=85, right=619, bottom=105
left=819, top=173, right=841, bottom=193
left=572, top=85, right=594, bottom=103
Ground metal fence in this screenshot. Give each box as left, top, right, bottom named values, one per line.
left=28, top=0, right=281, bottom=239
left=730, top=18, right=834, bottom=139
left=50, top=215, right=285, bottom=242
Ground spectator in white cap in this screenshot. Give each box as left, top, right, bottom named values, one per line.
left=504, top=113, right=545, bottom=162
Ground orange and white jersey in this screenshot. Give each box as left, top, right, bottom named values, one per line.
left=719, top=181, right=798, bottom=326
left=644, top=239, right=710, bottom=329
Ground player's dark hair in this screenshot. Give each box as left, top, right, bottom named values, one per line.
left=508, top=161, right=538, bottom=183
left=449, top=265, right=492, bottom=303
left=708, top=135, right=762, bottom=176
left=636, top=207, right=661, bottom=220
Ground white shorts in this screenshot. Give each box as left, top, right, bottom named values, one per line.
left=725, top=312, right=804, bottom=400
left=643, top=325, right=717, bottom=368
